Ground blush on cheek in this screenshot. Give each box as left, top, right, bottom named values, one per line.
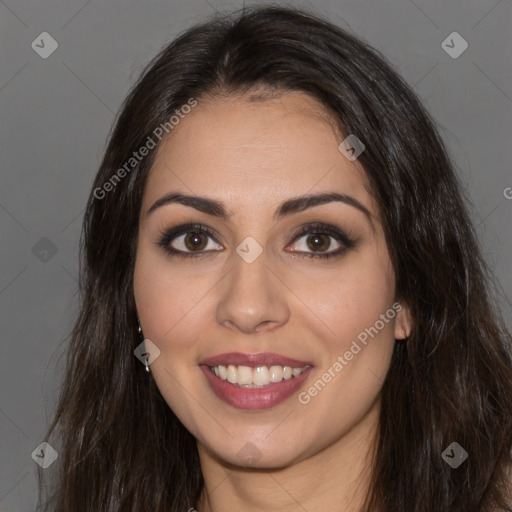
left=331, top=299, right=397, bottom=361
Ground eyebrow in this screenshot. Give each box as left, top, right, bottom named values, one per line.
left=146, top=191, right=375, bottom=230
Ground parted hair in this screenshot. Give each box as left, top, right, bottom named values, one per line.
left=38, top=4, right=512, bottom=511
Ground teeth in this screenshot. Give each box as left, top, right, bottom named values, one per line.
left=253, top=366, right=270, bottom=386
left=209, top=364, right=310, bottom=387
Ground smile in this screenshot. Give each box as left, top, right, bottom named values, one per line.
left=208, top=364, right=311, bottom=387
left=200, top=365, right=313, bottom=410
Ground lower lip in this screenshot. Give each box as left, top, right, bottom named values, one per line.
left=200, top=365, right=313, bottom=410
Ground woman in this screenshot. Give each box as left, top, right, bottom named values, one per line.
left=37, top=5, right=512, bottom=511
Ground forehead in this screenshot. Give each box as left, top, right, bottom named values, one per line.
left=143, top=91, right=375, bottom=219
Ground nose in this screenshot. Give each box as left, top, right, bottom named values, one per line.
left=215, top=249, right=290, bottom=334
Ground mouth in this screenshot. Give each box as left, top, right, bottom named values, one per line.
left=199, top=352, right=314, bottom=410
left=206, top=363, right=311, bottom=387
left=200, top=351, right=313, bottom=368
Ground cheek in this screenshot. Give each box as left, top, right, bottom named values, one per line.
left=294, top=248, right=396, bottom=353
left=333, top=272, right=395, bottom=341
left=292, top=256, right=397, bottom=445
left=133, top=246, right=210, bottom=344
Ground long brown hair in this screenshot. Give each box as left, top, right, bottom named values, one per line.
left=38, top=5, right=512, bottom=511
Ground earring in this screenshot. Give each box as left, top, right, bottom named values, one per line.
left=137, top=321, right=150, bottom=373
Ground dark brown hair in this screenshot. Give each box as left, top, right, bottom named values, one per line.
left=38, top=4, right=512, bottom=511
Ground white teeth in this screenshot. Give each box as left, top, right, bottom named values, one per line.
left=227, top=364, right=237, bottom=384
left=209, top=364, right=310, bottom=387
left=253, top=366, right=270, bottom=386
left=269, top=365, right=283, bottom=382
left=237, top=365, right=253, bottom=385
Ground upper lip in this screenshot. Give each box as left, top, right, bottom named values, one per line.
left=200, top=352, right=313, bottom=368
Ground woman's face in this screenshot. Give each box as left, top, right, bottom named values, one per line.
left=133, top=91, right=411, bottom=468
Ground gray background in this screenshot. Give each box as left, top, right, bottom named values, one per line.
left=1, top=0, right=511, bottom=510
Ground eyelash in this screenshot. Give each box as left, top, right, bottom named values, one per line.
left=156, top=222, right=356, bottom=260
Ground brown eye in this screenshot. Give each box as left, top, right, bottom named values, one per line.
left=158, top=222, right=355, bottom=260
left=305, top=234, right=331, bottom=252
left=183, top=232, right=208, bottom=251
left=286, top=222, right=356, bottom=259
left=157, top=224, right=223, bottom=258
left=290, top=232, right=341, bottom=255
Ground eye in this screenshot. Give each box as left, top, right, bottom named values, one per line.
left=286, top=222, right=355, bottom=259
left=157, top=222, right=355, bottom=260
left=157, top=224, right=223, bottom=259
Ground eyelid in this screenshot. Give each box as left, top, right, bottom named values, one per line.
left=157, top=221, right=355, bottom=259
left=289, top=222, right=355, bottom=248
left=156, top=223, right=221, bottom=255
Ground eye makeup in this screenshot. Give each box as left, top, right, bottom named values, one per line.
left=156, top=221, right=357, bottom=260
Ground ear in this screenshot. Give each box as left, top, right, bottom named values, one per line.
left=393, top=302, right=412, bottom=340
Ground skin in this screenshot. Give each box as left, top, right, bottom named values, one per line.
left=133, top=91, right=412, bottom=511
